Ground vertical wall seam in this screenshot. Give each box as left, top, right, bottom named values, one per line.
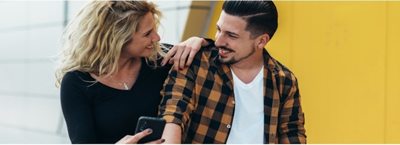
left=55, top=0, right=69, bottom=136
left=201, top=1, right=216, bottom=37
left=290, top=1, right=294, bottom=69
left=383, top=1, right=388, bottom=144
left=176, top=1, right=180, bottom=42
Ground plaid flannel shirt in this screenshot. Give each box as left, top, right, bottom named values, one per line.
left=159, top=46, right=306, bottom=144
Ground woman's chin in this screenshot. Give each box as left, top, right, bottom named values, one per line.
left=141, top=52, right=152, bottom=58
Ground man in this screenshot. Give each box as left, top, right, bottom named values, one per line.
left=159, top=0, right=306, bottom=144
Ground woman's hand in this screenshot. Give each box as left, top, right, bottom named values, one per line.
left=116, top=129, right=165, bottom=144
left=161, top=37, right=210, bottom=71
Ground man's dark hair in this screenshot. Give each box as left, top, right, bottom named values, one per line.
left=222, top=0, right=278, bottom=39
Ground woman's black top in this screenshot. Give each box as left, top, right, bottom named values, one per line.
left=60, top=58, right=172, bottom=143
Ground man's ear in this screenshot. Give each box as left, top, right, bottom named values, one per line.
left=257, top=34, right=270, bottom=49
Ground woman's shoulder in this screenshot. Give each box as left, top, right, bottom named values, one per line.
left=62, top=70, right=94, bottom=87
left=60, top=71, right=98, bottom=105
left=64, top=70, right=91, bottom=80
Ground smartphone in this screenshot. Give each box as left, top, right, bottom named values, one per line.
left=134, top=116, right=166, bottom=143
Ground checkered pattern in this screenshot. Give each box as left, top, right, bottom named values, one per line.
left=159, top=46, right=306, bottom=144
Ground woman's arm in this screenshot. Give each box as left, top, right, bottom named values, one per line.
left=60, top=72, right=97, bottom=143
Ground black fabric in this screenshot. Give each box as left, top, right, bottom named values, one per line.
left=60, top=57, right=172, bottom=144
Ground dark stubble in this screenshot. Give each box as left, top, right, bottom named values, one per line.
left=218, top=43, right=256, bottom=65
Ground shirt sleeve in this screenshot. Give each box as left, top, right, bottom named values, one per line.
left=278, top=74, right=307, bottom=144
left=158, top=58, right=198, bottom=132
left=60, top=72, right=97, bottom=143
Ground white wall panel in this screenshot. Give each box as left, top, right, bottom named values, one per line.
left=28, top=1, right=64, bottom=25
left=23, top=97, right=61, bottom=132
left=0, top=64, right=26, bottom=93
left=0, top=31, right=28, bottom=60
left=0, top=2, right=29, bottom=29
left=158, top=10, right=179, bottom=44
left=153, top=1, right=180, bottom=9
left=0, top=125, right=70, bottom=144
left=0, top=95, right=60, bottom=133
left=67, top=1, right=89, bottom=21
left=26, top=62, right=59, bottom=96
left=27, top=25, right=63, bottom=60
left=177, top=8, right=191, bottom=40
left=0, top=95, right=25, bottom=126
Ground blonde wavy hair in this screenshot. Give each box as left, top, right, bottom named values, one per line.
left=55, top=0, right=166, bottom=88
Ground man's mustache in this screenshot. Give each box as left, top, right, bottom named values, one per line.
left=218, top=46, right=235, bottom=52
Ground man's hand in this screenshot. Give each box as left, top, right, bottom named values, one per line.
left=161, top=37, right=209, bottom=71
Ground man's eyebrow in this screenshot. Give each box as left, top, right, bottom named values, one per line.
left=226, top=31, right=239, bottom=37
left=217, top=24, right=239, bottom=37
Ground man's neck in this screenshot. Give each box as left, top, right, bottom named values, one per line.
left=230, top=51, right=264, bottom=84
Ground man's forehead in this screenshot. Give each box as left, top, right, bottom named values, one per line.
left=217, top=11, right=247, bottom=33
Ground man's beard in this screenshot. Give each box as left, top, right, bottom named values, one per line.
left=218, top=44, right=256, bottom=65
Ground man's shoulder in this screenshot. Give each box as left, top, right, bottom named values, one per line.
left=193, top=46, right=219, bottom=64
left=270, top=57, right=298, bottom=83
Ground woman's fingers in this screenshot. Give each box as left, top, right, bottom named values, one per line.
left=165, top=37, right=204, bottom=69
left=161, top=47, right=177, bottom=66
left=172, top=45, right=184, bottom=71
left=178, top=46, right=191, bottom=70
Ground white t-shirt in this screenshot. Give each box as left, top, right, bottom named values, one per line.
left=226, top=66, right=264, bottom=144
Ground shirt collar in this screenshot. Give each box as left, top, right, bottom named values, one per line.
left=263, top=48, right=280, bottom=75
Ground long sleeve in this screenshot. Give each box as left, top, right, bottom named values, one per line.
left=278, top=75, right=306, bottom=144
left=159, top=62, right=197, bottom=132
left=60, top=72, right=97, bottom=143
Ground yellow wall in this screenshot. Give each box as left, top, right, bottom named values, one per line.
left=205, top=1, right=400, bottom=144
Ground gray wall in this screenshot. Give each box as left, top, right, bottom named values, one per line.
left=0, top=1, right=192, bottom=143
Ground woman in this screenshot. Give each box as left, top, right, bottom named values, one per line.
left=55, top=0, right=209, bottom=144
